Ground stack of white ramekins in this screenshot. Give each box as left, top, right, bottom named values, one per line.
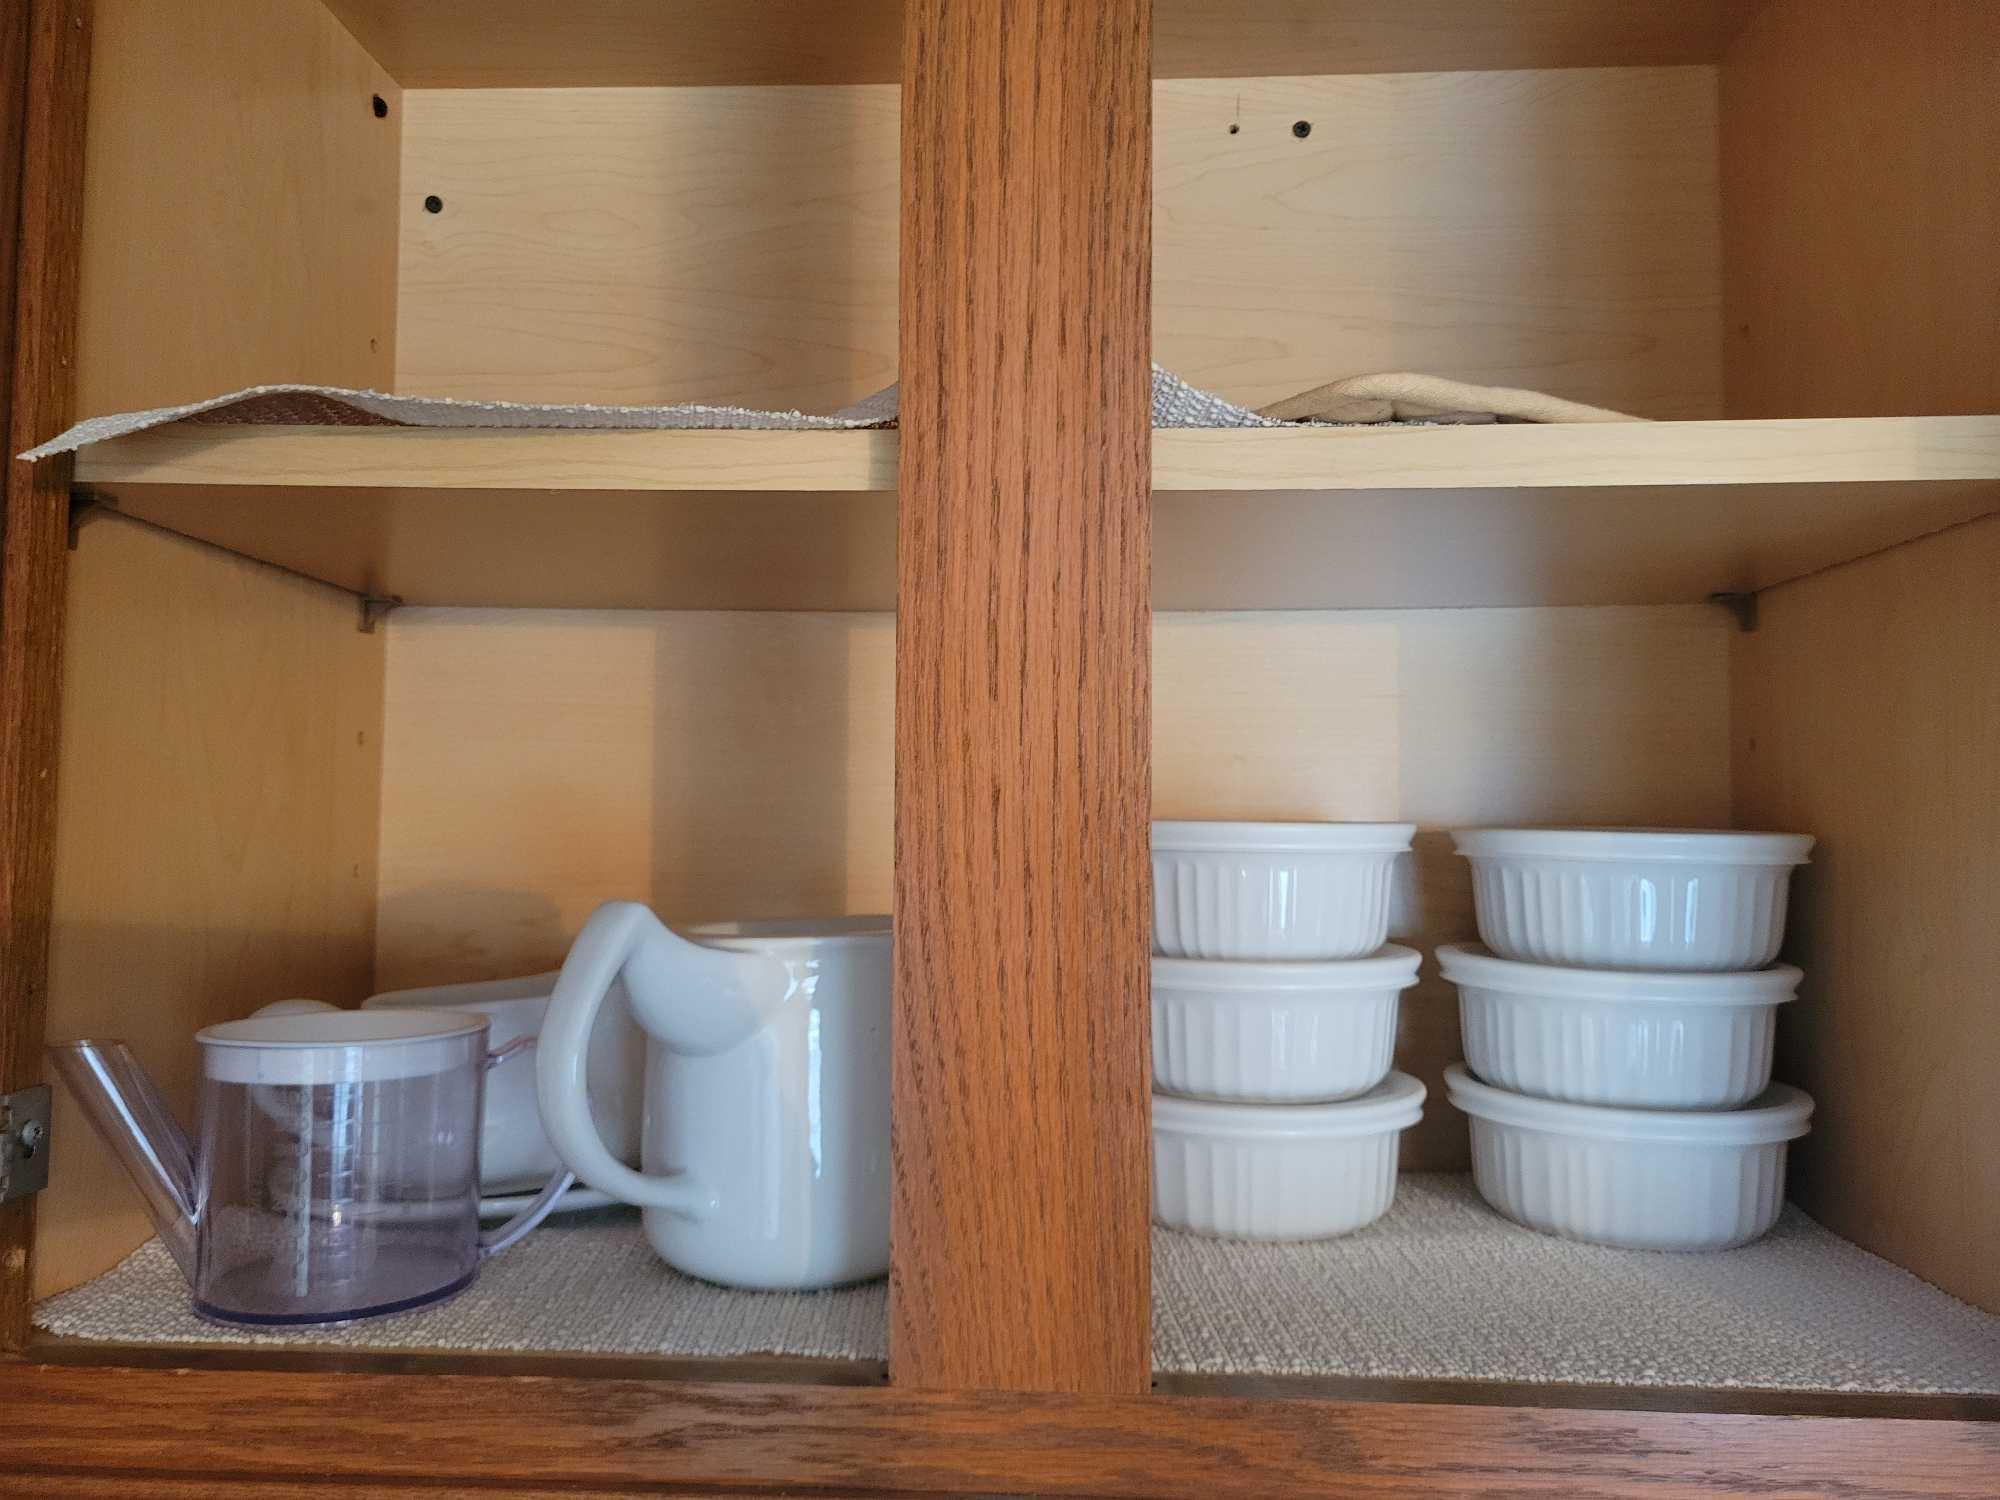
left=1149, top=821, right=1425, bottom=1240
left=1439, top=829, right=1817, bottom=1251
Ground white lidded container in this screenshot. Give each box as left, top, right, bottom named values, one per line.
left=1152, top=820, right=1416, bottom=961
left=1453, top=827, right=1814, bottom=972
left=1152, top=1071, right=1425, bottom=1240
left=1153, top=944, right=1420, bottom=1102
left=1440, top=943, right=1802, bottom=1110
left=1445, top=1064, right=1813, bottom=1251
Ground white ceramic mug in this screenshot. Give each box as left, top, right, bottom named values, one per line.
left=364, top=973, right=645, bottom=1193
left=537, top=902, right=891, bottom=1291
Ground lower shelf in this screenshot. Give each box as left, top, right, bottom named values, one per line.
left=37, top=1175, right=2000, bottom=1397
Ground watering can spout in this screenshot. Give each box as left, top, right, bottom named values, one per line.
left=47, top=1040, right=199, bottom=1282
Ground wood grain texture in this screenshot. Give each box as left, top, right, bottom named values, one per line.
left=321, top=1, right=1741, bottom=87
left=396, top=68, right=1718, bottom=419
left=1722, top=0, right=2000, bottom=417
left=395, top=85, right=899, bottom=410
left=370, top=603, right=1723, bottom=1166
left=892, top=0, right=1152, bottom=1394
left=0, top=0, right=88, bottom=1355
left=324, top=0, right=908, bottom=87
left=75, top=416, right=2000, bottom=494
left=1156, top=0, right=1739, bottom=77
left=1732, top=515, right=2000, bottom=1313
left=74, top=0, right=397, bottom=417
left=1156, top=67, right=1721, bottom=416
left=6, top=1364, right=2000, bottom=1497
left=67, top=419, right=2000, bottom=612
left=37, top=521, right=383, bottom=1299
left=373, top=609, right=892, bottom=990
left=1157, top=606, right=1732, bottom=1169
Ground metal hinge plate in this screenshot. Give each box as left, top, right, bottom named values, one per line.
left=0, top=1084, right=52, bottom=1204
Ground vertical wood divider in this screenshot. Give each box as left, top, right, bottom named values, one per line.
left=891, top=0, right=1154, bottom=1393
left=0, top=0, right=89, bottom=1350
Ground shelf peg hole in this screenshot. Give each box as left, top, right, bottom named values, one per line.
left=1227, top=122, right=1240, bottom=134
left=372, top=94, right=388, bottom=118
left=1292, top=119, right=1313, bottom=138
left=423, top=194, right=444, bottom=214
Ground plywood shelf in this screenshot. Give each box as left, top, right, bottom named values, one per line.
left=322, top=1, right=1743, bottom=88
left=71, top=416, right=2000, bottom=611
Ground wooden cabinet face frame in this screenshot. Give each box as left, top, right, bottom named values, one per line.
left=1, top=2, right=1996, bottom=1494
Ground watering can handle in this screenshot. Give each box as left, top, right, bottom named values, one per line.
left=536, top=902, right=717, bottom=1218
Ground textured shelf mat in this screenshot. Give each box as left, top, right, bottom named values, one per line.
left=37, top=1176, right=2000, bottom=1391
left=1152, top=1175, right=2000, bottom=1392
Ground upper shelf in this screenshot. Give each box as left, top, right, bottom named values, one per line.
left=72, top=416, right=2000, bottom=613
left=322, top=0, right=1743, bottom=89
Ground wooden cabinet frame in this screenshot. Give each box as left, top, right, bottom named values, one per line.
left=2, top=2, right=1997, bottom=1493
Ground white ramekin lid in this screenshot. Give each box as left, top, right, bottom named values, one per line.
left=1436, top=944, right=1803, bottom=1004
left=1152, top=820, right=1417, bottom=854
left=1444, top=1064, right=1813, bottom=1145
left=1154, top=944, right=1422, bottom=992
left=1451, top=827, right=1813, bottom=866
left=1152, top=1071, right=1425, bottom=1138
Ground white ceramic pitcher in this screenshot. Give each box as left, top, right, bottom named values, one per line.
left=536, top=902, right=891, bottom=1290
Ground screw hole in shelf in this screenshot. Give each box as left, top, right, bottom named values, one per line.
left=1293, top=119, right=1313, bottom=138
left=1227, top=122, right=1240, bottom=134
left=424, top=194, right=444, bottom=214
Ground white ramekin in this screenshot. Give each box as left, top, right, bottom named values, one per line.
left=1445, top=1064, right=1812, bottom=1251
left=1152, top=1072, right=1425, bottom=1240
left=1439, top=944, right=1801, bottom=1109
left=1153, top=945, right=1421, bottom=1102
left=1453, top=827, right=1814, bottom=971
left=1152, top=821, right=1416, bottom=961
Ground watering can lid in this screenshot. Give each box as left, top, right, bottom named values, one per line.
left=198, top=1007, right=489, bottom=1085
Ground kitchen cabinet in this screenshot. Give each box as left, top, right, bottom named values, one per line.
left=3, top=1, right=1997, bottom=1493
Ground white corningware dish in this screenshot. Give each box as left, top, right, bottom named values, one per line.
left=1152, top=945, right=1421, bottom=1102
left=1444, top=1064, right=1813, bottom=1251
left=1152, top=1071, right=1425, bottom=1240
left=1439, top=944, right=1802, bottom=1109
left=365, top=972, right=646, bottom=1195
left=1452, top=827, right=1814, bottom=971
left=1152, top=820, right=1416, bottom=961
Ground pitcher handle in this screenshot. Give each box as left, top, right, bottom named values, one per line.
left=477, top=1037, right=573, bottom=1257
left=536, top=902, right=716, bottom=1218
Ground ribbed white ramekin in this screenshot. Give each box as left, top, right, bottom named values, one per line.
left=1152, top=1072, right=1425, bottom=1240
left=1453, top=828, right=1814, bottom=971
left=1439, top=944, right=1800, bottom=1109
left=1445, top=1065, right=1812, bottom=1251
left=1152, top=821, right=1416, bottom=961
left=1153, top=945, right=1420, bottom=1102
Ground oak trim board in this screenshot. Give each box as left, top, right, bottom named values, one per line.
left=0, top=0, right=90, bottom=1354
left=891, top=0, right=1153, bottom=1394
left=4, top=1363, right=1998, bottom=1498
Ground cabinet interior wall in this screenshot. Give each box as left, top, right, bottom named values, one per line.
left=32, top=0, right=2000, bottom=1330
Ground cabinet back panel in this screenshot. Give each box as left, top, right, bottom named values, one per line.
left=38, top=523, right=384, bottom=1299
left=74, top=0, right=400, bottom=418
left=396, top=68, right=1719, bottom=417
left=1733, top=515, right=2000, bottom=1313
left=1722, top=0, right=2000, bottom=418
left=376, top=604, right=1731, bottom=1171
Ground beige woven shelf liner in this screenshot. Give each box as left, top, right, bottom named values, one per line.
left=20, top=367, right=1283, bottom=460
left=37, top=1176, right=2000, bottom=1391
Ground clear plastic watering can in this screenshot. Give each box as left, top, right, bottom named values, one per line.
left=49, top=1006, right=569, bottom=1326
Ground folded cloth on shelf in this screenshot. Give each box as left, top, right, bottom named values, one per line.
left=1258, top=372, right=1645, bottom=425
